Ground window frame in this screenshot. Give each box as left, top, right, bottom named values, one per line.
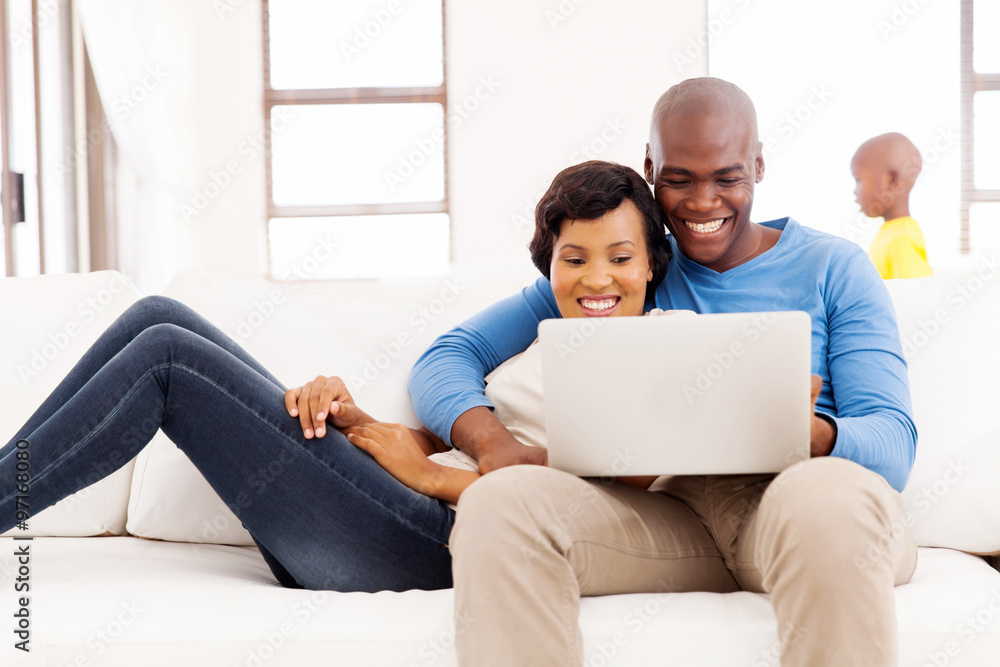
left=960, top=0, right=1000, bottom=253
left=260, top=0, right=450, bottom=276
left=0, top=0, right=46, bottom=276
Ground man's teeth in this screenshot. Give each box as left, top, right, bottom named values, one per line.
left=684, top=218, right=725, bottom=233
left=581, top=298, right=617, bottom=311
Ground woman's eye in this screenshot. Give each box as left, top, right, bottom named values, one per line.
left=564, top=258, right=585, bottom=265
left=611, top=256, right=632, bottom=264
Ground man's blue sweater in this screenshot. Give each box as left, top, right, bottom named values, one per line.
left=407, top=218, right=916, bottom=491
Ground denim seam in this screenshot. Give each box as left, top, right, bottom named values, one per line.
left=168, top=365, right=449, bottom=546
left=4, top=361, right=447, bottom=546
left=0, top=362, right=175, bottom=504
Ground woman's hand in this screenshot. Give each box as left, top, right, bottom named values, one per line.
left=346, top=423, right=441, bottom=496
left=284, top=375, right=373, bottom=439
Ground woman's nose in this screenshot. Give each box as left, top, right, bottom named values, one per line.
left=582, top=265, right=613, bottom=290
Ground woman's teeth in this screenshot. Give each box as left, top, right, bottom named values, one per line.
left=581, top=298, right=617, bottom=311
left=684, top=218, right=725, bottom=234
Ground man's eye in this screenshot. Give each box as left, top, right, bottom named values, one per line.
left=719, top=178, right=739, bottom=185
left=664, top=180, right=688, bottom=187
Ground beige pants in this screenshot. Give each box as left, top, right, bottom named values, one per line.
left=450, top=457, right=917, bottom=667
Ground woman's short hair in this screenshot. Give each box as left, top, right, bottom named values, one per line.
left=529, top=160, right=670, bottom=302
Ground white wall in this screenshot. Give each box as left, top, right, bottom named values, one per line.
left=82, top=0, right=266, bottom=295
left=445, top=0, right=708, bottom=284
left=707, top=0, right=964, bottom=269
left=87, top=1, right=708, bottom=299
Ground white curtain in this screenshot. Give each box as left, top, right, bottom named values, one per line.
left=77, top=0, right=266, bottom=293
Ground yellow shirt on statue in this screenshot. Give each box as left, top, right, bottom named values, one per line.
left=868, top=216, right=932, bottom=279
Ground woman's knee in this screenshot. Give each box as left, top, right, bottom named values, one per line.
left=125, top=295, right=189, bottom=330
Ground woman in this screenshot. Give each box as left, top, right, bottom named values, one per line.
left=0, top=160, right=668, bottom=593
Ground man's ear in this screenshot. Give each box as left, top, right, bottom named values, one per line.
left=644, top=144, right=654, bottom=184
left=754, top=141, right=765, bottom=184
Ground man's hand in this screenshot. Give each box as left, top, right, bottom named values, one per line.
left=452, top=406, right=547, bottom=474
left=284, top=375, right=373, bottom=439
left=809, top=374, right=836, bottom=457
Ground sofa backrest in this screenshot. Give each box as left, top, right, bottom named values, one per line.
left=0, top=271, right=140, bottom=537
left=888, top=267, right=1000, bottom=555
left=3, top=266, right=999, bottom=555
left=124, top=269, right=481, bottom=544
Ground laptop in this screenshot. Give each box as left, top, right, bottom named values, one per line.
left=538, top=311, right=812, bottom=477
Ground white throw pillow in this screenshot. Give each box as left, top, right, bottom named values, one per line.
left=888, top=269, right=1000, bottom=554
left=125, top=269, right=473, bottom=544
left=0, top=271, right=140, bottom=537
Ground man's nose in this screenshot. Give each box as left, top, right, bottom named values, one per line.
left=687, top=183, right=721, bottom=213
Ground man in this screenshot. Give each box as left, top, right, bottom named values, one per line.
left=408, top=77, right=917, bottom=667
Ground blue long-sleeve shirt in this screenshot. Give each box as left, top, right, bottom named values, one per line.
left=408, top=218, right=917, bottom=491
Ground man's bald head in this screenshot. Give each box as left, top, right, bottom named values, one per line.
left=852, top=132, right=922, bottom=191
left=649, top=78, right=759, bottom=146
left=643, top=78, right=770, bottom=273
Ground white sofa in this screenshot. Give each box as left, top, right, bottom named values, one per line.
left=1, top=266, right=999, bottom=667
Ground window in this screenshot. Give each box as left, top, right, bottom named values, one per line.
left=1, top=0, right=43, bottom=277
left=706, top=0, right=966, bottom=263
left=962, top=0, right=1000, bottom=251
left=1, top=0, right=104, bottom=277
left=262, top=0, right=449, bottom=280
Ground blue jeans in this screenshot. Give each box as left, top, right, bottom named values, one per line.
left=0, top=296, right=455, bottom=592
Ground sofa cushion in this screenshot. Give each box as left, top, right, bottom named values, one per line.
left=1, top=538, right=997, bottom=666
left=0, top=271, right=139, bottom=537
left=125, top=269, right=475, bottom=544
left=887, top=267, right=1000, bottom=554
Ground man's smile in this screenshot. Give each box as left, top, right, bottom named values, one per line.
left=682, top=217, right=730, bottom=235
